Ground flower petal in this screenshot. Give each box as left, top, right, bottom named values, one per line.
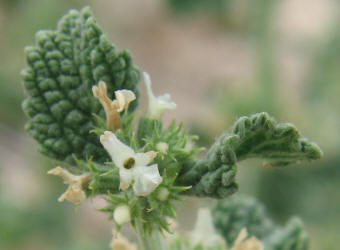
left=114, top=89, right=136, bottom=112
left=135, top=151, right=157, bottom=166
left=58, top=185, right=86, bottom=204
left=100, top=131, right=135, bottom=168
left=143, top=71, right=177, bottom=118
left=119, top=168, right=133, bottom=190
left=143, top=71, right=156, bottom=100
left=48, top=167, right=90, bottom=205
left=132, top=164, right=162, bottom=196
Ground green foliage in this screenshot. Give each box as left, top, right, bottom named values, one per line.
left=264, top=218, right=309, bottom=250
left=177, top=112, right=322, bottom=198
left=212, top=196, right=309, bottom=250
left=212, top=195, right=274, bottom=245
left=256, top=156, right=340, bottom=224
left=74, top=158, right=120, bottom=195
left=100, top=173, right=189, bottom=234
left=137, top=117, right=202, bottom=176
left=95, top=117, right=196, bottom=233
left=22, top=6, right=140, bottom=164
left=0, top=197, right=69, bottom=248
left=167, top=0, right=226, bottom=14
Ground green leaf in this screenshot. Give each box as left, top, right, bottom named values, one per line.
left=212, top=195, right=275, bottom=245
left=232, top=112, right=322, bottom=165
left=177, top=112, right=322, bottom=198
left=264, top=218, right=309, bottom=250
left=212, top=195, right=309, bottom=250
left=22, top=7, right=140, bottom=164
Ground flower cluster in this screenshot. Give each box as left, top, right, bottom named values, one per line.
left=48, top=72, right=192, bottom=237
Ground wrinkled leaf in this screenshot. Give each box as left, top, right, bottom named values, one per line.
left=178, top=112, right=322, bottom=198
left=22, top=7, right=140, bottom=164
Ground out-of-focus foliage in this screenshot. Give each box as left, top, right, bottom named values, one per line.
left=257, top=156, right=340, bottom=225
left=212, top=196, right=309, bottom=250
left=0, top=173, right=110, bottom=250
left=212, top=196, right=274, bottom=244
left=166, top=0, right=226, bottom=14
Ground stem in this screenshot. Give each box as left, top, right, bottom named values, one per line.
left=135, top=219, right=166, bottom=250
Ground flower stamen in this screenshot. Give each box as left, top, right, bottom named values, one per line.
left=123, top=157, right=135, bottom=169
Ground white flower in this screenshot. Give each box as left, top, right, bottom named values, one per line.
left=100, top=131, right=162, bottom=196
left=231, top=228, right=263, bottom=250
left=143, top=72, right=176, bottom=118
left=113, top=204, right=131, bottom=225
left=192, top=208, right=226, bottom=249
left=47, top=167, right=91, bottom=205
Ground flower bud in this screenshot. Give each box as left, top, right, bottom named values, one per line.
left=113, top=204, right=131, bottom=225
left=156, top=142, right=169, bottom=154
left=157, top=187, right=170, bottom=201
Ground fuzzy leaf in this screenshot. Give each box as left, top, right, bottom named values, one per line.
left=264, top=218, right=309, bottom=250
left=22, top=7, right=140, bottom=164
left=177, top=112, right=322, bottom=198
left=212, top=195, right=309, bottom=250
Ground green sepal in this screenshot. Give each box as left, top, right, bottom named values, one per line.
left=22, top=7, right=140, bottom=165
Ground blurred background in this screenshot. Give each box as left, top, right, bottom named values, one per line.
left=0, top=0, right=339, bottom=249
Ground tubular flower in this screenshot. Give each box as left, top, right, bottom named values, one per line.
left=92, top=81, right=136, bottom=130
left=231, top=228, right=264, bottom=250
left=100, top=131, right=162, bottom=196
left=47, top=167, right=91, bottom=205
left=143, top=72, right=176, bottom=119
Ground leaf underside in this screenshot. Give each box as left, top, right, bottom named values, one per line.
left=22, top=7, right=140, bottom=164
